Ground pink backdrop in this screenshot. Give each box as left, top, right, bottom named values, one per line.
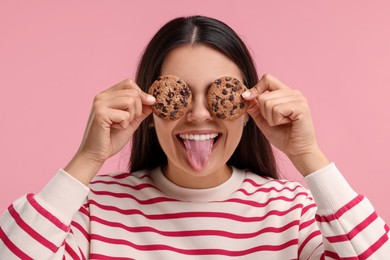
left=1, top=1, right=389, bottom=223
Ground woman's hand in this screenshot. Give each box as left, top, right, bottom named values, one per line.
left=65, top=79, right=155, bottom=184
left=242, top=74, right=329, bottom=176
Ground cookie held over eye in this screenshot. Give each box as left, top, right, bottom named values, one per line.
left=148, top=75, right=192, bottom=120
left=207, top=76, right=249, bottom=120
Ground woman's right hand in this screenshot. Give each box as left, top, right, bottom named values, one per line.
left=64, top=79, right=155, bottom=185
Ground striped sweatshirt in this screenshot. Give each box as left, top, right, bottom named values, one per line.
left=0, top=163, right=389, bottom=259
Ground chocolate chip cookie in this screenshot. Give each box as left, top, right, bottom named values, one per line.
left=148, top=75, right=192, bottom=120
left=207, top=76, right=248, bottom=120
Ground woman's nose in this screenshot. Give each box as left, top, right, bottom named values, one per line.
left=185, top=95, right=212, bottom=122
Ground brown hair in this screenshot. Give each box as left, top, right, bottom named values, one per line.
left=130, top=16, right=278, bottom=179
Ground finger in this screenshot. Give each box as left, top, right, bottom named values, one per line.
left=99, top=90, right=143, bottom=117
left=259, top=90, right=304, bottom=124
left=105, top=78, right=138, bottom=92
left=99, top=89, right=154, bottom=118
left=103, top=79, right=156, bottom=105
left=268, top=100, right=308, bottom=126
left=107, top=108, right=133, bottom=130
left=242, top=74, right=290, bottom=100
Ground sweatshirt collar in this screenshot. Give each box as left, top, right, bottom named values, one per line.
left=150, top=166, right=245, bottom=203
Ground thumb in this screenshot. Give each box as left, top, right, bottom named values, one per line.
left=140, top=91, right=156, bottom=105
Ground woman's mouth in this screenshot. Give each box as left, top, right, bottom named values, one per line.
left=178, top=133, right=219, bottom=142
left=177, top=132, right=220, bottom=171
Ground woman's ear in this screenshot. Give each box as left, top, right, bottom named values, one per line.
left=149, top=120, right=155, bottom=129
left=243, top=113, right=249, bottom=126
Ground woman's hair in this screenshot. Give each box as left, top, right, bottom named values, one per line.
left=130, top=15, right=278, bottom=179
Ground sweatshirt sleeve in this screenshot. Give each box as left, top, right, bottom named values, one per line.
left=0, top=169, right=91, bottom=259
left=304, top=163, right=390, bottom=259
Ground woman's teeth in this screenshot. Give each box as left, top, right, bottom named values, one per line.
left=179, top=133, right=218, bottom=141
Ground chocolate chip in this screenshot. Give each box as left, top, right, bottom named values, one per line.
left=216, top=113, right=226, bottom=119
left=169, top=112, right=176, bottom=118
left=212, top=103, right=219, bottom=112
left=222, top=89, right=228, bottom=95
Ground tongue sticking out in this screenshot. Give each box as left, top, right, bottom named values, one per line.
left=183, top=139, right=214, bottom=171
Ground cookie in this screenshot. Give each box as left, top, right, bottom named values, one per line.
left=148, top=75, right=192, bottom=120
left=207, top=76, right=248, bottom=120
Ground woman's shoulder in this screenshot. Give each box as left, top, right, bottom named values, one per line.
left=88, top=169, right=154, bottom=190
left=240, top=169, right=309, bottom=197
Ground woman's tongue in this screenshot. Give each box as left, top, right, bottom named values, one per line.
left=182, top=138, right=214, bottom=171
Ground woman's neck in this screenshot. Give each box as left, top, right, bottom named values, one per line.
left=161, top=163, right=232, bottom=189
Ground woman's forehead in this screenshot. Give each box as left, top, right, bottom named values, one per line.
left=160, top=45, right=243, bottom=87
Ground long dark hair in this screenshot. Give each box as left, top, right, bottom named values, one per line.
left=130, top=16, right=278, bottom=179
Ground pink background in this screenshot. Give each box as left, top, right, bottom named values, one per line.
left=1, top=1, right=389, bottom=223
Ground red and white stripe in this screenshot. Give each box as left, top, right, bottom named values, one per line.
left=0, top=164, right=389, bottom=259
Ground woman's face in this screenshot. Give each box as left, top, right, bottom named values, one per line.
left=154, top=44, right=247, bottom=188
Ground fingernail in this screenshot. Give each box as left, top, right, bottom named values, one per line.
left=242, top=91, right=251, bottom=98
left=147, top=95, right=156, bottom=103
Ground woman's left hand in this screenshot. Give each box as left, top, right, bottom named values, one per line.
left=242, top=74, right=330, bottom=176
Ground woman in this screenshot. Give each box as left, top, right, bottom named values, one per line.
left=0, top=16, right=389, bottom=259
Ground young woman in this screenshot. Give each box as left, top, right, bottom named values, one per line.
left=0, top=16, right=389, bottom=259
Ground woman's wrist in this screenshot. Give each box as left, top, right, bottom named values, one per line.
left=64, top=152, right=104, bottom=186
left=289, top=147, right=331, bottom=177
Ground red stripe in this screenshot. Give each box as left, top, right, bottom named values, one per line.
left=316, top=195, right=364, bottom=223
left=8, top=204, right=58, bottom=252
left=237, top=184, right=302, bottom=196
left=89, top=199, right=303, bottom=222
left=95, top=172, right=151, bottom=180
left=78, top=205, right=90, bottom=218
left=0, top=227, right=33, bottom=260
left=299, top=218, right=316, bottom=231
left=90, top=189, right=178, bottom=204
left=323, top=231, right=389, bottom=260
left=79, top=248, right=87, bottom=260
left=90, top=234, right=298, bottom=256
left=306, top=243, right=323, bottom=259
left=67, top=229, right=87, bottom=260
left=223, top=192, right=308, bottom=208
left=90, top=253, right=134, bottom=260
left=298, top=229, right=322, bottom=256
left=65, top=242, right=81, bottom=260
left=89, top=180, right=157, bottom=191
left=91, top=215, right=300, bottom=239
left=71, top=220, right=90, bottom=242
left=358, top=230, right=389, bottom=259
left=323, top=250, right=344, bottom=259
left=26, top=194, right=69, bottom=232
left=97, top=173, right=132, bottom=179
left=91, top=189, right=307, bottom=208
left=326, top=211, right=378, bottom=243
left=301, top=202, right=316, bottom=216
left=243, top=178, right=288, bottom=188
